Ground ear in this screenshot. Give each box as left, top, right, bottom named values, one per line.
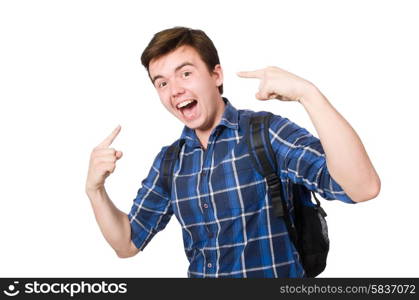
left=212, top=64, right=224, bottom=88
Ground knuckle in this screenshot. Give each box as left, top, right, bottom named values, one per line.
left=91, top=157, right=100, bottom=166
left=93, top=146, right=104, bottom=152
left=92, top=148, right=104, bottom=156
left=95, top=157, right=108, bottom=165
left=94, top=161, right=104, bottom=170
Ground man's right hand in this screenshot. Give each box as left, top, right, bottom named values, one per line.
left=86, top=125, right=123, bottom=193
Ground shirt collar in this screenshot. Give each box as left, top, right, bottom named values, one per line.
left=219, top=97, right=239, bottom=130
left=180, top=97, right=239, bottom=147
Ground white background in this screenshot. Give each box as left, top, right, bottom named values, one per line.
left=0, top=0, right=418, bottom=277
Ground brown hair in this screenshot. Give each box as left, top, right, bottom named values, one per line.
left=141, top=26, right=223, bottom=94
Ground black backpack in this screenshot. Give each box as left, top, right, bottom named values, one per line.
left=161, top=113, right=329, bottom=278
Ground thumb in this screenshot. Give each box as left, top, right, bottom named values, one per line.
left=115, top=150, right=123, bottom=160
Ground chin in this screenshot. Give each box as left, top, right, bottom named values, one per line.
left=184, top=121, right=201, bottom=130
left=182, top=116, right=204, bottom=130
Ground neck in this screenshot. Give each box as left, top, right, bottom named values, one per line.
left=195, top=98, right=225, bottom=150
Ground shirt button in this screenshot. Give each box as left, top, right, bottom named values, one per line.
left=203, top=203, right=209, bottom=209
left=207, top=263, right=212, bottom=268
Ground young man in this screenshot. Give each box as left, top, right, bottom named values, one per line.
left=85, top=27, right=380, bottom=278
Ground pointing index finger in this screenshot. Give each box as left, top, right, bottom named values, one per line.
left=236, top=69, right=264, bottom=79
left=97, top=125, right=121, bottom=148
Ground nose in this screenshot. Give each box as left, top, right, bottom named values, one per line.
left=170, top=79, right=185, bottom=99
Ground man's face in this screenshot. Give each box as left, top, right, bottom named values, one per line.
left=148, top=45, right=224, bottom=132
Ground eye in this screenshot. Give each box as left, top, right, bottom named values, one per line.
left=157, top=81, right=167, bottom=88
left=182, top=71, right=192, bottom=78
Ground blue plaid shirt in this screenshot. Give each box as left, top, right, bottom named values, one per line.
left=128, top=98, right=355, bottom=278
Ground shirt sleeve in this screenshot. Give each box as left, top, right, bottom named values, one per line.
left=269, top=114, right=355, bottom=204
left=128, top=146, right=174, bottom=250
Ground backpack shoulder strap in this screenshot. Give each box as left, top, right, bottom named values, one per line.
left=247, top=112, right=326, bottom=214
left=247, top=112, right=285, bottom=217
left=247, top=112, right=300, bottom=245
left=161, top=139, right=185, bottom=195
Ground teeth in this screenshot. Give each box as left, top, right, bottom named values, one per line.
left=177, top=99, right=195, bottom=109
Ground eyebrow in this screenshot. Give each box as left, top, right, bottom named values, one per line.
left=151, top=62, right=195, bottom=85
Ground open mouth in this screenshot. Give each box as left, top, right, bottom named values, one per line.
left=176, top=99, right=198, bottom=121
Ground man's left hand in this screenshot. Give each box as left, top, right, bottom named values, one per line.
left=237, top=66, right=315, bottom=103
